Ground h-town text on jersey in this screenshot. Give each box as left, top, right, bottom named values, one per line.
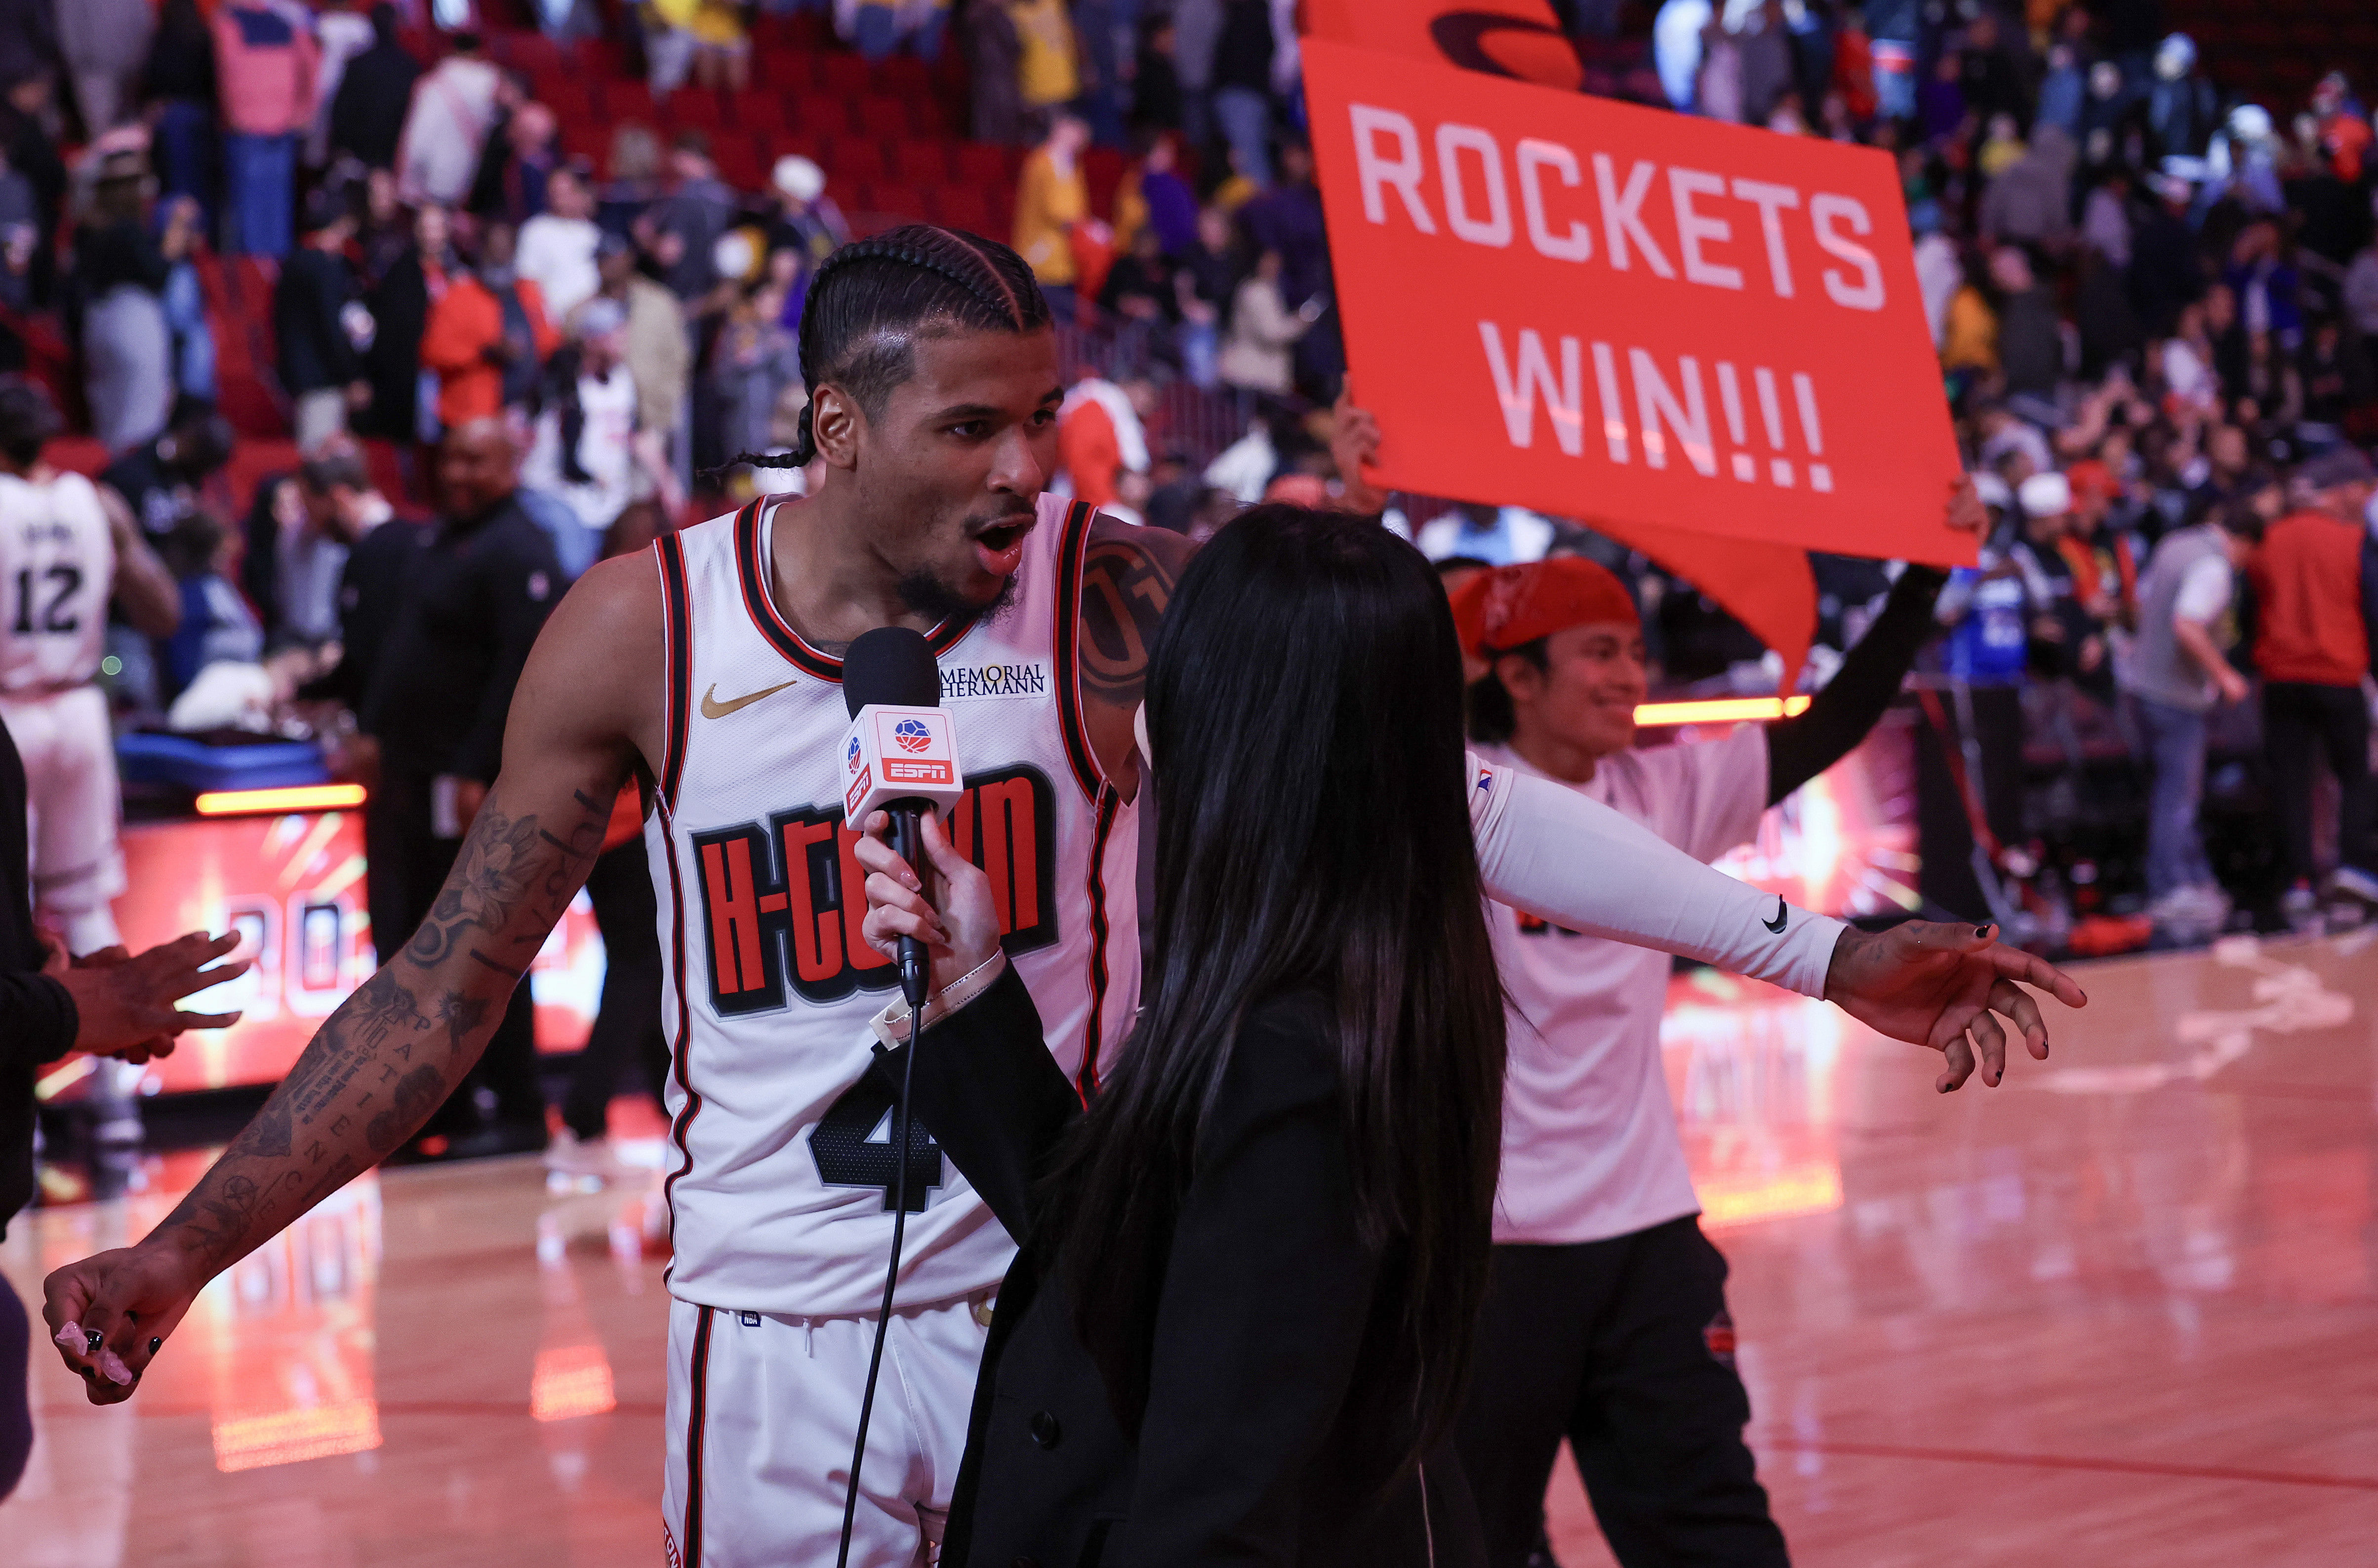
left=690, top=765, right=1059, bottom=1013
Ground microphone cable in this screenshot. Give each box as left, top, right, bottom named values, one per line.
left=835, top=814, right=930, bottom=1568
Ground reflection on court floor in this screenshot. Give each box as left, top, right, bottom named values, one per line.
left=6, top=932, right=2376, bottom=1566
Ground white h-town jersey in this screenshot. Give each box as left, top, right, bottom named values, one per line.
left=646, top=493, right=1141, bottom=1317
left=0, top=470, right=112, bottom=692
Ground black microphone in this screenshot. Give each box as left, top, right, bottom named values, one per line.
left=841, top=627, right=955, bottom=1011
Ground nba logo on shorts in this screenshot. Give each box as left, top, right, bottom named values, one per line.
left=894, top=718, right=932, bottom=753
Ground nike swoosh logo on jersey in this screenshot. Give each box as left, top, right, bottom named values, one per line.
left=700, top=679, right=796, bottom=719
left=1763, top=896, right=1788, bottom=934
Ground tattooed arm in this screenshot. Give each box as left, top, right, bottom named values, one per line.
left=41, top=552, right=669, bottom=1402
left=1077, top=513, right=1194, bottom=795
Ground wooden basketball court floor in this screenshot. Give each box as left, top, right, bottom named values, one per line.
left=5, top=928, right=2377, bottom=1566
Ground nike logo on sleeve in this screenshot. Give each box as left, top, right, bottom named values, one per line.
left=1763, top=897, right=1788, bottom=934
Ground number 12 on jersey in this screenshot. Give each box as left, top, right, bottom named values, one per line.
left=12, top=564, right=82, bottom=635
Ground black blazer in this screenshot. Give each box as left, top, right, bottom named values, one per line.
left=888, top=965, right=1484, bottom=1568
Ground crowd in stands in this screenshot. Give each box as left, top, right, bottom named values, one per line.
left=0, top=0, right=2365, bottom=951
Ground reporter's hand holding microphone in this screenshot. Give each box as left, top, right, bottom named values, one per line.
left=853, top=809, right=1001, bottom=996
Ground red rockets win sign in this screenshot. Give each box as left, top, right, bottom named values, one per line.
left=1305, top=39, right=1970, bottom=566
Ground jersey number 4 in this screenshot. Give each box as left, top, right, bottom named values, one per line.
left=809, top=1071, right=944, bottom=1212
left=11, top=565, right=82, bottom=636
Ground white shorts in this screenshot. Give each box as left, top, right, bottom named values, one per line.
left=0, top=684, right=123, bottom=949
left=663, top=1291, right=991, bottom=1568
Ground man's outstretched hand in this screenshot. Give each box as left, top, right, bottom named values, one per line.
left=1822, top=920, right=2087, bottom=1091
left=45, top=929, right=247, bottom=1060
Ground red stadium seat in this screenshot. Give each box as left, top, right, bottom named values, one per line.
left=225, top=439, right=301, bottom=515
left=714, top=139, right=766, bottom=190
left=753, top=9, right=829, bottom=51
left=734, top=88, right=787, bottom=134
left=824, top=134, right=894, bottom=186
left=910, top=95, right=961, bottom=138
left=492, top=29, right=564, bottom=76
left=41, top=436, right=108, bottom=477
left=929, top=186, right=1006, bottom=238
left=851, top=95, right=915, bottom=140
left=531, top=71, right=601, bottom=125
left=872, top=185, right=932, bottom=226
left=756, top=128, right=830, bottom=170
left=606, top=80, right=661, bottom=126
left=816, top=53, right=872, bottom=98
left=951, top=142, right=1018, bottom=188
left=360, top=440, right=410, bottom=505
left=888, top=137, right=953, bottom=186
left=878, top=55, right=931, bottom=98
left=394, top=27, right=446, bottom=65
left=226, top=256, right=280, bottom=352
left=216, top=371, right=288, bottom=440
left=554, top=113, right=605, bottom=162
left=580, top=35, right=629, bottom=76
left=1083, top=146, right=1125, bottom=219
left=673, top=91, right=737, bottom=133
left=793, top=92, right=863, bottom=137
left=751, top=47, right=820, bottom=94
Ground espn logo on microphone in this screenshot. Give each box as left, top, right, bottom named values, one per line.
left=877, top=712, right=954, bottom=785
left=843, top=704, right=966, bottom=822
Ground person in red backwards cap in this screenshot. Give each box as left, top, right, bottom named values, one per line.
left=1443, top=539, right=1961, bottom=1568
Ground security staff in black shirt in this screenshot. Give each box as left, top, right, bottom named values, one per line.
left=361, top=418, right=564, bottom=1160
left=289, top=440, right=432, bottom=983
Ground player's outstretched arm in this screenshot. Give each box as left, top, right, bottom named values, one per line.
left=1469, top=756, right=2085, bottom=1089
left=41, top=552, right=667, bottom=1403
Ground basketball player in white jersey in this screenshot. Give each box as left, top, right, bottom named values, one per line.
left=0, top=380, right=179, bottom=956
left=44, top=229, right=2083, bottom=1567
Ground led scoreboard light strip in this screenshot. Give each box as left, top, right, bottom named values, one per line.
left=1633, top=695, right=1813, bottom=727
left=193, top=784, right=370, bottom=817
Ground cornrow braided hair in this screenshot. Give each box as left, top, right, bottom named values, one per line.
left=725, top=224, right=1052, bottom=474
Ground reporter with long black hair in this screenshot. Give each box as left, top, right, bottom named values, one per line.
left=855, top=505, right=1505, bottom=1567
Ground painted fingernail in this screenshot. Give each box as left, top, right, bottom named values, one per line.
left=99, top=1349, right=134, bottom=1386
left=149, top=1337, right=162, bottom=1355
left=84, top=1328, right=104, bottom=1354
left=1975, top=925, right=1993, bottom=939
left=54, top=1321, right=82, bottom=1352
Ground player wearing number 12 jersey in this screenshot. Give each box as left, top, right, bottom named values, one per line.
left=40, top=231, right=2086, bottom=1568
left=0, top=381, right=177, bottom=955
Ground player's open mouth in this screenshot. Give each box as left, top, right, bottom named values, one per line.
left=969, top=515, right=1034, bottom=574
